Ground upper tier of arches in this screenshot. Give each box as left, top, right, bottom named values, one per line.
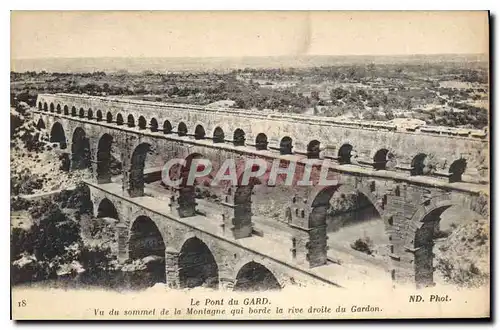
left=35, top=99, right=476, bottom=183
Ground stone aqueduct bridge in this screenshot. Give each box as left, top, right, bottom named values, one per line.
left=33, top=93, right=489, bottom=289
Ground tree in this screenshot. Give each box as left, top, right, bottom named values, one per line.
left=403, top=97, right=412, bottom=110
left=330, top=87, right=348, bottom=101
left=311, top=91, right=320, bottom=101
left=79, top=245, right=114, bottom=273
left=384, top=110, right=395, bottom=120
left=29, top=204, right=81, bottom=260
left=235, top=98, right=246, bottom=109
left=367, top=63, right=376, bottom=79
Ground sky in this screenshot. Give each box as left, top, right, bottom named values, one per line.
left=10, top=11, right=489, bottom=59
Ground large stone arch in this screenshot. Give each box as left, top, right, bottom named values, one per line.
left=220, top=167, right=266, bottom=239
left=169, top=231, right=224, bottom=265
left=128, top=215, right=167, bottom=259
left=181, top=152, right=212, bottom=183
left=304, top=180, right=386, bottom=225
left=178, top=236, right=219, bottom=289
left=403, top=193, right=482, bottom=287
left=233, top=261, right=282, bottom=292
left=36, top=118, right=46, bottom=130
left=96, top=133, right=115, bottom=183
left=128, top=215, right=167, bottom=284
left=96, top=197, right=119, bottom=220
left=49, top=122, right=67, bottom=149
left=352, top=183, right=386, bottom=219
left=127, top=142, right=154, bottom=197
left=71, top=127, right=91, bottom=170
left=326, top=183, right=391, bottom=263
left=288, top=178, right=389, bottom=268
left=167, top=152, right=211, bottom=218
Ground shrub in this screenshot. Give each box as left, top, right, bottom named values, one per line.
left=436, top=258, right=489, bottom=288
left=11, top=258, right=58, bottom=285
left=28, top=198, right=55, bottom=220
left=11, top=227, right=32, bottom=260
left=11, top=196, right=32, bottom=212
left=56, top=183, right=92, bottom=215
left=351, top=237, right=373, bottom=255
left=79, top=245, right=115, bottom=273
left=28, top=203, right=81, bottom=260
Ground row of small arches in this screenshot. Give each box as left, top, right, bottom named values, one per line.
left=38, top=101, right=324, bottom=158
left=38, top=101, right=467, bottom=178
left=96, top=198, right=283, bottom=291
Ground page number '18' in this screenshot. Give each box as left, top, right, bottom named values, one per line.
left=17, top=300, right=26, bottom=307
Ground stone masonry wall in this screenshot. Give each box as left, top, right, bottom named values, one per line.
left=37, top=94, right=489, bottom=182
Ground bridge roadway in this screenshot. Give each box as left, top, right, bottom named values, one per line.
left=87, top=179, right=393, bottom=289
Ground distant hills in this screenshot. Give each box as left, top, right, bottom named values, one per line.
left=11, top=54, right=488, bottom=74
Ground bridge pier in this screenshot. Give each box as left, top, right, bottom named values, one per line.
left=383, top=185, right=446, bottom=288
left=96, top=173, right=112, bottom=184
left=220, top=187, right=253, bottom=239
left=168, top=186, right=197, bottom=217
left=126, top=166, right=145, bottom=197
left=219, top=277, right=235, bottom=290
left=59, top=151, right=71, bottom=172
left=115, top=222, right=130, bottom=262
left=289, top=196, right=328, bottom=268
left=218, top=265, right=236, bottom=290
left=398, top=245, right=436, bottom=288
left=94, top=157, right=112, bottom=184
left=165, top=248, right=180, bottom=289
left=70, top=130, right=92, bottom=171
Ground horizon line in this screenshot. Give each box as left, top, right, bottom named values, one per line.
left=11, top=52, right=489, bottom=61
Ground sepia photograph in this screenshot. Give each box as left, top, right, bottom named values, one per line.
left=9, top=10, right=490, bottom=320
